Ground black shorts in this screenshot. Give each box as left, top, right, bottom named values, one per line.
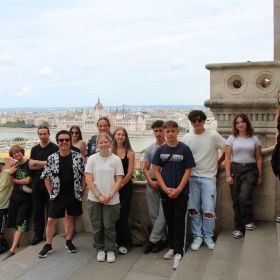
left=7, top=198, right=32, bottom=232
left=48, top=194, right=83, bottom=219
left=0, top=208, right=8, bottom=235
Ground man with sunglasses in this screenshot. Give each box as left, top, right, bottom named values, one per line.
left=182, top=110, right=225, bottom=251
left=38, top=130, right=85, bottom=258
left=29, top=125, right=58, bottom=245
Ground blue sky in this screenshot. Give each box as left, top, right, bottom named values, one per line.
left=0, top=0, right=273, bottom=108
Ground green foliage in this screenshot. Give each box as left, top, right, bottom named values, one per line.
left=0, top=119, right=35, bottom=128
left=133, top=168, right=146, bottom=181
left=13, top=137, right=25, bottom=142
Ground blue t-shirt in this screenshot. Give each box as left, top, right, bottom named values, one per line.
left=152, top=142, right=195, bottom=194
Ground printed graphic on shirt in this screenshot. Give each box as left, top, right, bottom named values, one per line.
left=160, top=154, right=184, bottom=162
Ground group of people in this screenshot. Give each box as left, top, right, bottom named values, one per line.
left=0, top=110, right=266, bottom=270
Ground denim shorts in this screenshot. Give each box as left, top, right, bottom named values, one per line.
left=188, top=176, right=216, bottom=214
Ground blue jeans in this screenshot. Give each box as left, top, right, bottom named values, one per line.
left=189, top=176, right=216, bottom=238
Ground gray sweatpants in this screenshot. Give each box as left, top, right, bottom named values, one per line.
left=145, top=184, right=166, bottom=243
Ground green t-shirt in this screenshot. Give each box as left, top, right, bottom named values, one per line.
left=0, top=169, right=12, bottom=209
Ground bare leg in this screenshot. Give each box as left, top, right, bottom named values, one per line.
left=10, top=230, right=22, bottom=252
left=65, top=216, right=75, bottom=240
left=46, top=218, right=58, bottom=244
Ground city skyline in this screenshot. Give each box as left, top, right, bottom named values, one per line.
left=0, top=0, right=273, bottom=108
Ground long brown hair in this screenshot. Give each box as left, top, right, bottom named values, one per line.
left=232, top=113, right=254, bottom=137
left=111, top=127, right=133, bottom=154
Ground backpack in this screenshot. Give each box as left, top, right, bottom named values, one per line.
left=271, top=142, right=280, bottom=177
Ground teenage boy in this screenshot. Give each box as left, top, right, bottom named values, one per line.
left=38, top=130, right=85, bottom=258
left=0, top=157, right=12, bottom=254
left=153, top=121, right=195, bottom=270
left=143, top=120, right=166, bottom=254
left=182, top=110, right=225, bottom=251
left=29, top=125, right=58, bottom=245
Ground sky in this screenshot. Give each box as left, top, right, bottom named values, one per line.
left=0, top=0, right=274, bottom=108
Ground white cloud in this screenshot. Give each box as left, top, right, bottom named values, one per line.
left=16, top=85, right=35, bottom=97
left=38, top=67, right=53, bottom=77
left=171, top=57, right=185, bottom=69
left=77, top=63, right=91, bottom=69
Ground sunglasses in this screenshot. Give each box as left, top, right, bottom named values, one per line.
left=191, top=119, right=203, bottom=123
left=70, top=131, right=79, bottom=135
left=58, top=138, right=70, bottom=143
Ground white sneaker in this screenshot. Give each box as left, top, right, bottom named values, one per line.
left=173, top=253, right=182, bottom=270
left=97, top=251, right=106, bottom=262
left=204, top=237, right=215, bottom=250
left=191, top=237, right=203, bottom=251
left=107, top=251, right=115, bottom=263
left=232, top=230, right=244, bottom=239
left=118, top=246, right=128, bottom=254
left=163, top=249, right=174, bottom=260
left=276, top=215, right=280, bottom=223
left=245, top=223, right=256, bottom=230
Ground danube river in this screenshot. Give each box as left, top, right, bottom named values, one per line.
left=0, top=128, right=155, bottom=153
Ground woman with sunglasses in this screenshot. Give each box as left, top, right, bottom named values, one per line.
left=111, top=127, right=135, bottom=254
left=225, top=113, right=263, bottom=239
left=69, top=126, right=87, bottom=161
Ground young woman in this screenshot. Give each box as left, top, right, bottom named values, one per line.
left=3, top=145, right=32, bottom=260
left=225, top=113, right=263, bottom=239
left=85, top=133, right=124, bottom=263
left=111, top=127, right=135, bottom=254
left=70, top=125, right=87, bottom=161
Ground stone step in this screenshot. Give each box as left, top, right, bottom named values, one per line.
left=0, top=233, right=174, bottom=280
left=276, top=222, right=280, bottom=257
left=237, top=222, right=280, bottom=280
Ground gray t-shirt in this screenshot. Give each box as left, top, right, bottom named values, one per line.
left=144, top=143, right=160, bottom=179
left=226, top=135, right=261, bottom=163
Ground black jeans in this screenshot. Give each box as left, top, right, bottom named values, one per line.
left=161, top=191, right=188, bottom=255
left=31, top=180, right=50, bottom=237
left=116, top=182, right=132, bottom=247
left=230, top=162, right=258, bottom=234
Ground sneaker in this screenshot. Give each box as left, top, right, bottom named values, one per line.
left=38, top=244, right=53, bottom=258
left=65, top=240, right=77, bottom=253
left=204, top=237, right=215, bottom=250
left=152, top=240, right=166, bottom=253
left=276, top=215, right=280, bottom=223
left=143, top=240, right=155, bottom=254
left=107, top=251, right=115, bottom=263
left=245, top=223, right=256, bottom=230
left=2, top=251, right=15, bottom=261
left=30, top=235, right=44, bottom=246
left=96, top=251, right=106, bottom=262
left=232, top=230, right=244, bottom=239
left=173, top=253, right=182, bottom=270
left=118, top=246, right=128, bottom=254
left=163, top=249, right=174, bottom=260
left=191, top=237, right=203, bottom=251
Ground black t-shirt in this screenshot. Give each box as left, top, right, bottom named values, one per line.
left=152, top=142, right=195, bottom=194
left=11, top=160, right=31, bottom=201
left=30, top=142, right=58, bottom=185
left=59, top=153, right=74, bottom=195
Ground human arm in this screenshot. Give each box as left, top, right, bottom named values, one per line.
left=29, top=159, right=47, bottom=170
left=121, top=151, right=135, bottom=186
left=143, top=161, right=160, bottom=190
left=154, top=165, right=172, bottom=196
left=255, top=145, right=263, bottom=187
left=224, top=145, right=233, bottom=185
left=85, top=172, right=102, bottom=199
left=44, top=178, right=53, bottom=195
left=81, top=174, right=86, bottom=194
left=79, top=140, right=87, bottom=162
left=100, top=175, right=123, bottom=204
left=168, top=168, right=192, bottom=199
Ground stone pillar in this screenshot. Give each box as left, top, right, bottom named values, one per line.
left=204, top=61, right=280, bottom=148
left=275, top=0, right=280, bottom=60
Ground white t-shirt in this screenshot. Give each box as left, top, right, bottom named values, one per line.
left=225, top=135, right=261, bottom=163
left=181, top=129, right=226, bottom=179
left=85, top=153, right=124, bottom=205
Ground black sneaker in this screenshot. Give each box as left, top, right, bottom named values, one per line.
left=2, top=251, right=15, bottom=261
left=152, top=240, right=166, bottom=253
left=65, top=240, right=77, bottom=253
left=30, top=235, right=44, bottom=246
left=38, top=244, right=53, bottom=258
left=143, top=240, right=155, bottom=254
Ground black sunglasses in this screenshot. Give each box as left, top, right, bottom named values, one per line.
left=58, top=138, right=70, bottom=143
